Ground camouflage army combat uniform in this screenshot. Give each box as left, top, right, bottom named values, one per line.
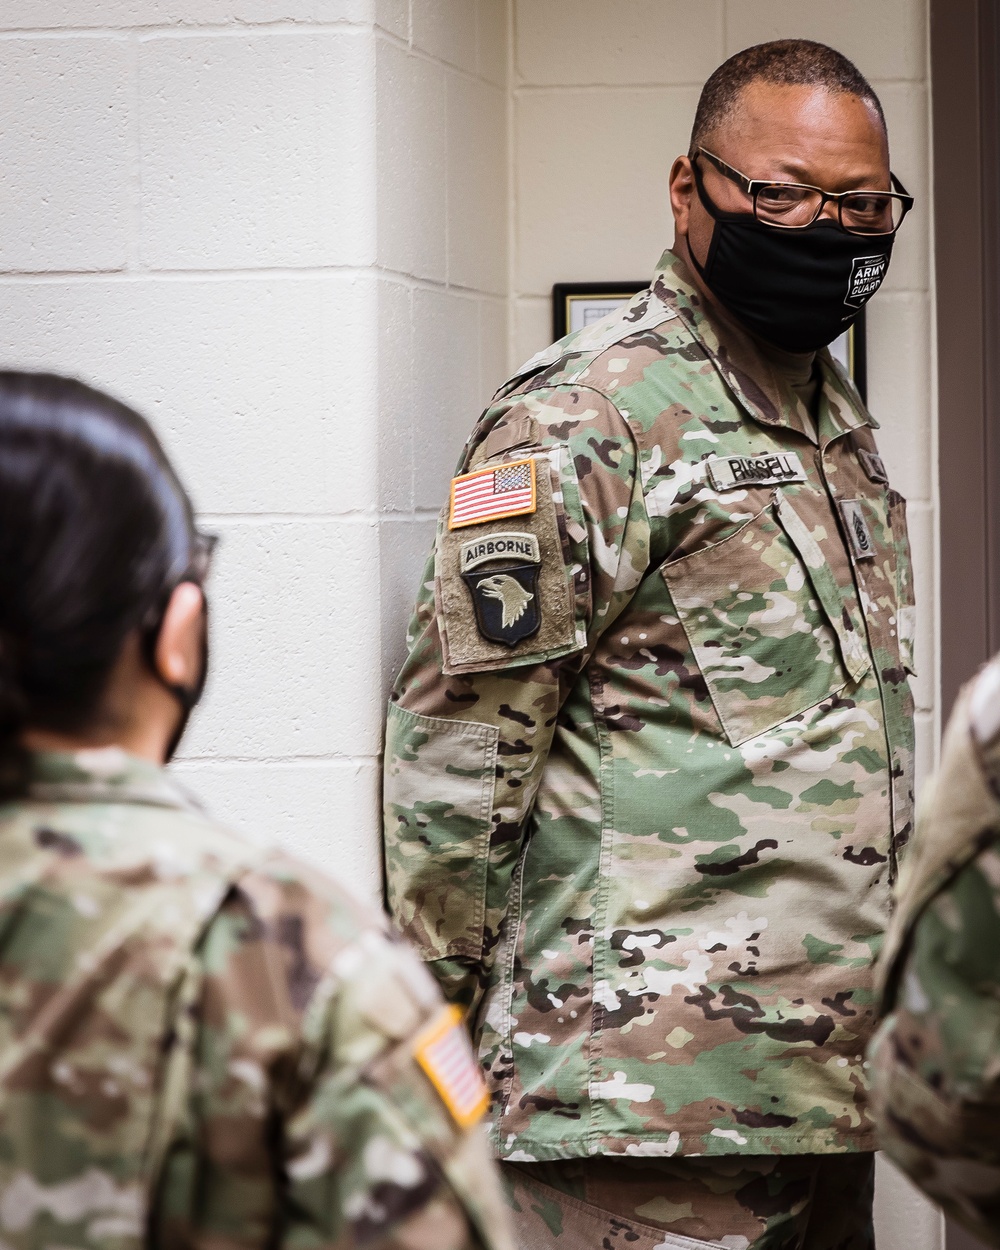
left=383, top=252, right=914, bottom=1238
left=871, top=653, right=1000, bottom=1246
left=0, top=747, right=513, bottom=1250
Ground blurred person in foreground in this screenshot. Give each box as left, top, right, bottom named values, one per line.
left=871, top=653, right=1000, bottom=1247
left=383, top=39, right=916, bottom=1250
left=0, top=371, right=513, bottom=1250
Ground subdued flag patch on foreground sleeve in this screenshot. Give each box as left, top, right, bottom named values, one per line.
left=413, top=1005, right=490, bottom=1128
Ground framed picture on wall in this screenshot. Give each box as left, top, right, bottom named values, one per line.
left=552, top=283, right=868, bottom=404
left=552, top=281, right=647, bottom=340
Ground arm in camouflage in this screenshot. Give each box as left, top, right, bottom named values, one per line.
left=155, top=855, right=515, bottom=1249
left=870, top=657, right=1000, bottom=1245
left=383, top=388, right=647, bottom=1010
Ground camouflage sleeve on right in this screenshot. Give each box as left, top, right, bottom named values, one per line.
left=868, top=660, right=1000, bottom=1242
left=383, top=387, right=648, bottom=1009
left=153, top=858, right=514, bottom=1249
left=869, top=840, right=1000, bottom=1244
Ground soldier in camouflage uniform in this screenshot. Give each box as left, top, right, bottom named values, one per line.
left=0, top=371, right=513, bottom=1250
left=870, top=654, right=1000, bottom=1247
left=383, top=40, right=916, bottom=1249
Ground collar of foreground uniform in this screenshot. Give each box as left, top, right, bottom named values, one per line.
left=25, top=747, right=203, bottom=814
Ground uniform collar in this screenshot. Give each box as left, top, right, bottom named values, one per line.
left=650, top=248, right=874, bottom=438
left=25, top=748, right=203, bottom=815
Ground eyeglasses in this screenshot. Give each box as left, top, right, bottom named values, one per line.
left=694, top=148, right=913, bottom=236
left=187, top=530, right=219, bottom=586
left=139, top=529, right=218, bottom=665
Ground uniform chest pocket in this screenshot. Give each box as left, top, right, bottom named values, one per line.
left=661, top=494, right=870, bottom=747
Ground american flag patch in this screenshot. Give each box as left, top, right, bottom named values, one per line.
left=448, top=458, right=536, bottom=530
left=413, top=1005, right=490, bottom=1128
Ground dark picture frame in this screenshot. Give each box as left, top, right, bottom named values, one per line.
left=551, top=281, right=868, bottom=404
left=552, top=281, right=647, bottom=341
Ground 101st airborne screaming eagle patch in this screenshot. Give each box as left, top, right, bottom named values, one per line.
left=460, top=532, right=541, bottom=646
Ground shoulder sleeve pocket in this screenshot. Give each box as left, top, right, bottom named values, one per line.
left=437, top=447, right=588, bottom=675
left=383, top=704, right=498, bottom=962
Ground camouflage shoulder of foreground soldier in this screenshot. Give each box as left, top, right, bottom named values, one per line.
left=158, top=848, right=517, bottom=1249
left=0, top=747, right=512, bottom=1250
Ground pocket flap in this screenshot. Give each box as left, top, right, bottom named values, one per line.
left=774, top=494, right=870, bottom=683
left=383, top=704, right=498, bottom=962
left=662, top=494, right=868, bottom=748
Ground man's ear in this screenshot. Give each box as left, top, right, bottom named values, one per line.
left=669, top=154, right=695, bottom=237
left=154, top=582, right=205, bottom=689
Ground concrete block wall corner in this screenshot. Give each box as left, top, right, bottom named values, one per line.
left=0, top=4, right=941, bottom=1245
left=0, top=0, right=510, bottom=902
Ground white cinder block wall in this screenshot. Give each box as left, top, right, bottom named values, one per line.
left=510, top=4, right=940, bottom=1248
left=0, top=0, right=508, bottom=900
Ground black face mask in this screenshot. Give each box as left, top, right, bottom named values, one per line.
left=161, top=604, right=209, bottom=764
left=145, top=590, right=210, bottom=763
left=689, top=161, right=896, bottom=354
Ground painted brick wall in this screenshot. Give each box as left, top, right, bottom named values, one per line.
left=0, top=0, right=508, bottom=900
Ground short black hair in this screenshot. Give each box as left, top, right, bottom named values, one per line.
left=690, top=39, right=886, bottom=153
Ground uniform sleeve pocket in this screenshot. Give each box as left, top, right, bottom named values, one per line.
left=662, top=494, right=869, bottom=748
left=383, top=703, right=498, bottom=962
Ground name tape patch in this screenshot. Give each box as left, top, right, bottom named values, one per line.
left=460, top=530, right=540, bottom=573
left=448, top=458, right=537, bottom=530
left=840, top=499, right=876, bottom=560
left=413, top=1004, right=490, bottom=1129
left=707, top=451, right=807, bottom=492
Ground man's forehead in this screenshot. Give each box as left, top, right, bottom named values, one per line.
left=714, top=80, right=884, bottom=137
left=707, top=80, right=890, bottom=176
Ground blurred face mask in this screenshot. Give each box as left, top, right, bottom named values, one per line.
left=152, top=532, right=217, bottom=762
left=688, top=159, right=896, bottom=354
left=159, top=598, right=209, bottom=764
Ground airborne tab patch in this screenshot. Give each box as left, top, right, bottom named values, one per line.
left=414, top=1004, right=490, bottom=1129
left=706, top=451, right=807, bottom=492
left=840, top=499, right=876, bottom=560
left=448, top=458, right=537, bottom=530
left=460, top=531, right=540, bottom=573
